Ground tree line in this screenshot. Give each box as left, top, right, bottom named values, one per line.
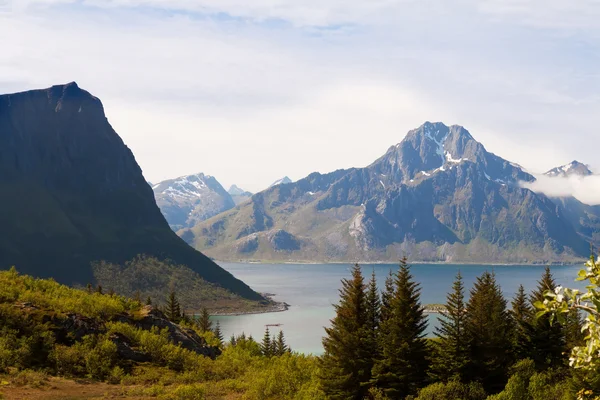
left=320, top=257, right=585, bottom=399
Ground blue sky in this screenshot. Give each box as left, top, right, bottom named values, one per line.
left=1, top=0, right=599, bottom=193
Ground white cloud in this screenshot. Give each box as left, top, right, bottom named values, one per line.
left=522, top=175, right=600, bottom=206
left=1, top=0, right=599, bottom=191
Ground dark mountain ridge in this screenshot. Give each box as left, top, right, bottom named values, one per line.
left=0, top=82, right=260, bottom=300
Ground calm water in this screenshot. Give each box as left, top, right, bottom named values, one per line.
left=211, top=263, right=586, bottom=355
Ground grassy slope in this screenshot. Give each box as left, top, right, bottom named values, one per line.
left=0, top=269, right=323, bottom=400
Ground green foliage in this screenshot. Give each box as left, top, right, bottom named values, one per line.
left=465, top=271, right=513, bottom=394
left=365, top=269, right=382, bottom=365
left=511, top=285, right=533, bottom=361
left=91, top=256, right=264, bottom=313
left=214, top=321, right=224, bottom=346
left=371, top=257, right=429, bottom=398
left=261, top=327, right=273, bottom=357
left=529, top=267, right=567, bottom=371
left=416, top=380, right=487, bottom=400
left=431, top=271, right=469, bottom=382
left=166, top=291, right=182, bottom=323
left=197, top=308, right=212, bottom=333
left=320, top=263, right=372, bottom=399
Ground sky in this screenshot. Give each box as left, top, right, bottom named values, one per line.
left=1, top=0, right=599, bottom=193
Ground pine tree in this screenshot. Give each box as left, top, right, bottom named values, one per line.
left=96, top=285, right=103, bottom=294
left=166, top=290, right=182, bottom=323
left=320, top=263, right=371, bottom=400
left=365, top=269, right=381, bottom=362
left=146, top=296, right=152, bottom=306
left=529, top=267, right=567, bottom=370
left=380, top=269, right=395, bottom=323
left=465, top=271, right=513, bottom=394
left=214, top=321, right=224, bottom=346
left=371, top=257, right=429, bottom=399
left=197, top=307, right=212, bottom=332
left=431, top=271, right=469, bottom=382
left=229, top=334, right=237, bottom=347
left=511, top=284, right=533, bottom=361
left=274, top=330, right=289, bottom=355
left=565, top=308, right=584, bottom=351
left=261, top=327, right=272, bottom=357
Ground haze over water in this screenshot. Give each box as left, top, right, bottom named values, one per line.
left=211, top=263, right=586, bottom=355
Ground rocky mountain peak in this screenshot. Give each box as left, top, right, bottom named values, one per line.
left=545, top=161, right=593, bottom=177
left=269, top=176, right=292, bottom=188
left=228, top=184, right=247, bottom=196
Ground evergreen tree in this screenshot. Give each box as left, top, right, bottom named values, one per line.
left=197, top=307, right=212, bottom=332
left=511, top=284, right=533, bottom=361
left=365, top=269, right=381, bottom=361
left=529, top=267, right=566, bottom=370
left=214, top=321, right=224, bottom=346
left=87, top=283, right=93, bottom=294
left=96, top=285, right=103, bottom=294
left=564, top=308, right=584, bottom=351
left=274, top=330, right=290, bottom=355
left=261, top=327, right=272, bottom=357
left=320, top=264, right=371, bottom=400
left=465, top=271, right=513, bottom=394
left=431, top=271, right=469, bottom=382
left=229, top=334, right=237, bottom=347
left=146, top=296, right=152, bottom=306
left=165, top=290, right=182, bottom=323
left=371, top=257, right=429, bottom=398
left=380, top=269, right=395, bottom=323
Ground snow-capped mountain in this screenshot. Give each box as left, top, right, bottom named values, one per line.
left=228, top=185, right=253, bottom=205
left=152, top=173, right=235, bottom=231
left=182, top=122, right=598, bottom=264
left=269, top=176, right=292, bottom=188
left=545, top=161, right=592, bottom=177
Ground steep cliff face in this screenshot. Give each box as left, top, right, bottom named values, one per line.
left=184, top=122, right=596, bottom=263
left=0, top=83, right=260, bottom=300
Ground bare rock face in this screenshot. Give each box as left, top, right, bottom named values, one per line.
left=0, top=83, right=260, bottom=301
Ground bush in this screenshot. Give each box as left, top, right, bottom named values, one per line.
left=9, top=370, right=48, bottom=388
left=417, top=380, right=487, bottom=400
left=159, top=384, right=205, bottom=400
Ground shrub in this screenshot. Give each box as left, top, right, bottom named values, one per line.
left=9, top=370, right=48, bottom=388
left=417, top=380, right=487, bottom=400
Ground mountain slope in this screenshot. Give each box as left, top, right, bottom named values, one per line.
left=182, top=122, right=593, bottom=263
left=0, top=83, right=261, bottom=300
left=153, top=173, right=235, bottom=230
left=269, top=176, right=292, bottom=188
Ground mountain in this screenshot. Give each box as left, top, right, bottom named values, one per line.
left=0, top=82, right=261, bottom=301
left=152, top=173, right=235, bottom=231
left=228, top=184, right=253, bottom=205
left=269, top=176, right=292, bottom=187
left=545, top=161, right=593, bottom=177
left=180, top=122, right=597, bottom=264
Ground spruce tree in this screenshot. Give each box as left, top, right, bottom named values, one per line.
left=261, top=327, right=272, bottom=357
left=365, top=269, right=381, bottom=362
left=320, top=263, right=371, bottom=400
left=529, top=267, right=566, bottom=370
left=146, top=296, right=152, bottom=306
left=431, top=271, right=469, bottom=382
left=380, top=269, right=394, bottom=324
left=229, top=334, right=237, bottom=347
left=214, top=321, right=224, bottom=345
left=511, top=284, right=533, bottom=361
left=197, top=307, right=212, bottom=332
left=465, top=271, right=512, bottom=394
left=371, top=257, right=429, bottom=399
left=166, top=290, right=182, bottom=323
left=565, top=308, right=584, bottom=351
left=274, top=330, right=290, bottom=355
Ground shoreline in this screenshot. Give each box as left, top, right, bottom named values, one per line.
left=216, top=259, right=583, bottom=267
left=208, top=293, right=290, bottom=317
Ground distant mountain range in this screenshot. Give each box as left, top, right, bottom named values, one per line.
left=228, top=185, right=253, bottom=205
left=0, top=83, right=261, bottom=301
left=269, top=176, right=292, bottom=187
left=177, top=122, right=600, bottom=264
left=152, top=173, right=235, bottom=231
